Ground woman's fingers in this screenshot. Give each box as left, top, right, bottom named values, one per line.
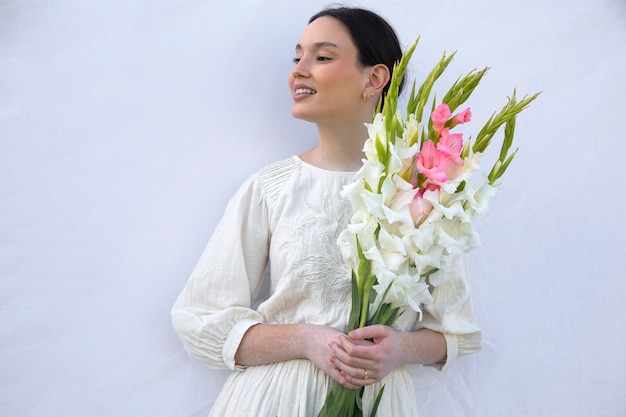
left=330, top=338, right=371, bottom=367
left=330, top=355, right=375, bottom=387
left=328, top=338, right=379, bottom=385
left=348, top=324, right=391, bottom=342
left=328, top=325, right=402, bottom=386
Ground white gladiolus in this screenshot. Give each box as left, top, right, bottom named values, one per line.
left=324, top=37, right=536, bottom=417
left=336, top=58, right=521, bottom=319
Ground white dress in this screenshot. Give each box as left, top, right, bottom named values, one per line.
left=171, top=156, right=482, bottom=417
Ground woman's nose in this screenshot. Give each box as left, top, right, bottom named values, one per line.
left=291, top=58, right=309, bottom=79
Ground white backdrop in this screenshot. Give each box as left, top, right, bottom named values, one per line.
left=2, top=0, right=625, bottom=416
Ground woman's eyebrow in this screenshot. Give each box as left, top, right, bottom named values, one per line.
left=295, top=41, right=340, bottom=51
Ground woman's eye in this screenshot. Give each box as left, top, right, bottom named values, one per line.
left=292, top=55, right=331, bottom=64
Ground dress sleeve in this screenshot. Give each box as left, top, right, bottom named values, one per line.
left=416, top=254, right=482, bottom=370
left=171, top=175, right=270, bottom=370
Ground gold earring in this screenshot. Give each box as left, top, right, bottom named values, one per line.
left=362, top=91, right=368, bottom=100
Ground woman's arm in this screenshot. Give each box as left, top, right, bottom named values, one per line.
left=235, top=323, right=370, bottom=390
left=235, top=322, right=446, bottom=390
left=234, top=323, right=308, bottom=365
left=171, top=175, right=271, bottom=370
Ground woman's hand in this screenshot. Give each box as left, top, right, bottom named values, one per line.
left=327, top=324, right=405, bottom=388
left=329, top=325, right=447, bottom=388
left=235, top=322, right=440, bottom=389
left=300, top=324, right=366, bottom=390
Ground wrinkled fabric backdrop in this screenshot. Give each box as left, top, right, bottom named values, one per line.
left=1, top=0, right=625, bottom=416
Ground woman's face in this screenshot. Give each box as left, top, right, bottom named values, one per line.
left=288, top=16, right=372, bottom=125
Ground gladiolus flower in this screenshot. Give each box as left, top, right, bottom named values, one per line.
left=436, top=128, right=465, bottom=180
left=436, top=128, right=464, bottom=164
left=450, top=107, right=472, bottom=128
left=416, top=140, right=451, bottom=183
left=431, top=104, right=451, bottom=136
left=408, top=196, right=433, bottom=227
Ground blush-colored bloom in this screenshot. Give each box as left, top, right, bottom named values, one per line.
left=408, top=196, right=433, bottom=227
left=416, top=140, right=451, bottom=183
left=437, top=128, right=465, bottom=180
left=436, top=128, right=464, bottom=164
left=450, top=107, right=472, bottom=127
left=431, top=103, right=451, bottom=136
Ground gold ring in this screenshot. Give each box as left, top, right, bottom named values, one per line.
left=363, top=369, right=369, bottom=380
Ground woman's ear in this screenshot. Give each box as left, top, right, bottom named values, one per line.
left=366, top=64, right=391, bottom=94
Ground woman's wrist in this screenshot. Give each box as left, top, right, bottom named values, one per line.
left=401, top=328, right=447, bottom=365
left=294, top=323, right=307, bottom=358
left=235, top=323, right=309, bottom=366
left=297, top=323, right=319, bottom=360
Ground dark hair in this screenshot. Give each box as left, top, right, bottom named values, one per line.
left=309, top=7, right=405, bottom=99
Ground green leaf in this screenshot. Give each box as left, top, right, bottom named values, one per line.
left=406, top=80, right=418, bottom=119
left=382, top=38, right=419, bottom=128
left=370, top=386, right=387, bottom=417
left=355, top=387, right=364, bottom=413
left=487, top=160, right=502, bottom=184
left=375, top=134, right=387, bottom=165
left=426, top=95, right=438, bottom=143
left=317, top=381, right=362, bottom=417
left=499, top=110, right=516, bottom=162
left=441, top=67, right=489, bottom=113
left=489, top=148, right=518, bottom=184
left=409, top=51, right=456, bottom=122
left=473, top=91, right=540, bottom=154
left=347, top=270, right=363, bottom=332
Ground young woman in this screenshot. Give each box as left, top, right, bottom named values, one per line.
left=172, top=7, right=481, bottom=416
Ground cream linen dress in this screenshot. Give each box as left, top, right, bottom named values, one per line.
left=171, top=156, right=482, bottom=417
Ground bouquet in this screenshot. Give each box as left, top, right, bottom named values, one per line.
left=317, top=38, right=539, bottom=417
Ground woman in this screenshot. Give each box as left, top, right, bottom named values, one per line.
left=172, top=6, right=481, bottom=416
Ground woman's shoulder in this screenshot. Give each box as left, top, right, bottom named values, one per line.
left=255, top=156, right=301, bottom=181
left=246, top=156, right=302, bottom=204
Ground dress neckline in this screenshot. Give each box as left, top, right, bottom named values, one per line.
left=293, top=155, right=358, bottom=176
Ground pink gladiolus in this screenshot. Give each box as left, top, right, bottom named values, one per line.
left=450, top=107, right=472, bottom=128
left=437, top=128, right=464, bottom=164
left=416, top=140, right=451, bottom=183
left=408, top=195, right=433, bottom=226
left=436, top=128, right=465, bottom=180
left=431, top=104, right=451, bottom=136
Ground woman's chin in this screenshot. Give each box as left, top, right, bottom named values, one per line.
left=291, top=108, right=316, bottom=122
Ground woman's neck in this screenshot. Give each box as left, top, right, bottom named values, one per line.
left=300, top=118, right=369, bottom=172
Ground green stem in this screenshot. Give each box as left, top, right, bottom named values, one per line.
left=358, top=268, right=375, bottom=328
